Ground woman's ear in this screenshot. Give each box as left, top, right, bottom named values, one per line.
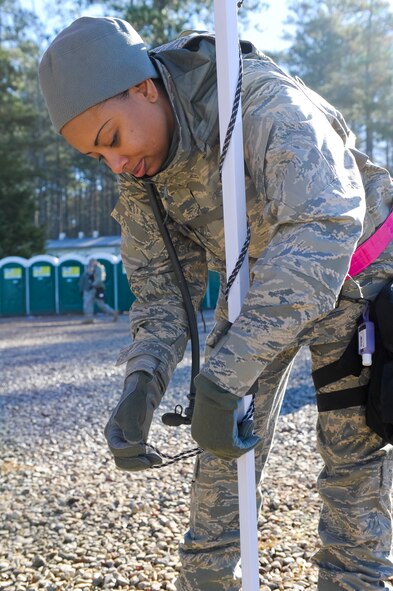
left=130, top=79, right=159, bottom=103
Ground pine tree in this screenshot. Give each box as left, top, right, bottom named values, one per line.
left=282, top=0, right=393, bottom=168
left=0, top=5, right=45, bottom=257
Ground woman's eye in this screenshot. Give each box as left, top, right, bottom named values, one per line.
left=110, top=132, right=119, bottom=148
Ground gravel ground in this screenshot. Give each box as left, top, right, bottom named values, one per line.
left=0, top=310, right=322, bottom=591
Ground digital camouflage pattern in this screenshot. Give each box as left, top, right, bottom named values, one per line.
left=111, top=32, right=393, bottom=590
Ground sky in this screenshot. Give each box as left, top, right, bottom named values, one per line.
left=22, top=0, right=393, bottom=52
left=240, top=0, right=291, bottom=51
left=22, top=0, right=291, bottom=52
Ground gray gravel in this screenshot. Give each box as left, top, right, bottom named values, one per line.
left=0, top=310, right=322, bottom=591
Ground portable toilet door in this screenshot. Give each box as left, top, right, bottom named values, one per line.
left=93, top=253, right=117, bottom=310
left=28, top=255, right=58, bottom=315
left=201, top=270, right=221, bottom=310
left=116, top=256, right=136, bottom=312
left=58, top=254, right=85, bottom=314
left=208, top=270, right=220, bottom=309
left=0, top=256, right=28, bottom=317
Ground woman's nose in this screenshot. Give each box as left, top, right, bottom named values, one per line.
left=106, top=153, right=128, bottom=174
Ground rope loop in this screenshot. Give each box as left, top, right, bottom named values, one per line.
left=147, top=442, right=202, bottom=468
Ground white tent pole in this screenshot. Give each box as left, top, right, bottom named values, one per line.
left=213, top=2, right=260, bottom=590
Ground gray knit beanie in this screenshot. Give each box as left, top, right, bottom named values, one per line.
left=39, top=16, right=158, bottom=133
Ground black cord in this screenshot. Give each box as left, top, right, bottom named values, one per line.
left=144, top=181, right=200, bottom=424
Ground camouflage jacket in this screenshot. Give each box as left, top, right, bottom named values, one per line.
left=112, top=32, right=392, bottom=395
left=79, top=263, right=106, bottom=292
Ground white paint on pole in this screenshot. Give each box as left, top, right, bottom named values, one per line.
left=213, top=2, right=260, bottom=590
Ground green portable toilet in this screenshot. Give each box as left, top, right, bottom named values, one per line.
left=28, top=255, right=58, bottom=315
left=93, top=252, right=117, bottom=310
left=58, top=254, right=85, bottom=314
left=0, top=256, right=28, bottom=317
left=116, top=256, right=136, bottom=313
left=202, top=270, right=221, bottom=309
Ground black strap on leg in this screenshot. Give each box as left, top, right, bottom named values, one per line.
left=312, top=318, right=369, bottom=412
left=317, top=385, right=368, bottom=412
left=312, top=326, right=363, bottom=391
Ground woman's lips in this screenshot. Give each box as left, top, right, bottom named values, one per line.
left=132, top=159, right=146, bottom=177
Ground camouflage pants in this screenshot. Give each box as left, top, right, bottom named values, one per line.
left=83, top=288, right=116, bottom=318
left=176, top=265, right=393, bottom=590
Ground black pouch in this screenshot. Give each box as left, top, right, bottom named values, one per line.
left=366, top=280, right=393, bottom=442
left=95, top=286, right=105, bottom=300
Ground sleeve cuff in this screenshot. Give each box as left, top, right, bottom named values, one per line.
left=201, top=332, right=266, bottom=397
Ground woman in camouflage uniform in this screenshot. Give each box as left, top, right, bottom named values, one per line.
left=39, top=16, right=393, bottom=591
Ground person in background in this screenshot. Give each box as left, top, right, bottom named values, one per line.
left=79, top=257, right=118, bottom=324
left=39, top=16, right=393, bottom=591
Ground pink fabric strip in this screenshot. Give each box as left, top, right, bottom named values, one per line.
left=347, top=209, right=393, bottom=279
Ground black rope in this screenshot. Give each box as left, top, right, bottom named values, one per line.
left=224, top=222, right=251, bottom=302
left=218, top=43, right=251, bottom=302
left=243, top=395, right=255, bottom=421
left=218, top=32, right=255, bottom=428
left=218, top=45, right=243, bottom=183
left=148, top=442, right=202, bottom=469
